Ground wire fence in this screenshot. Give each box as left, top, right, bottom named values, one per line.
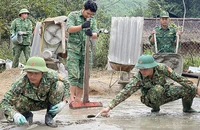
left=143, top=18, right=200, bottom=57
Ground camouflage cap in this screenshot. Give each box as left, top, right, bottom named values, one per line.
left=160, top=10, right=169, bottom=18
left=23, top=57, right=49, bottom=72
left=19, top=8, right=30, bottom=16
left=135, top=55, right=158, bottom=69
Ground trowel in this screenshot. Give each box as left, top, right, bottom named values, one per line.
left=87, top=111, right=101, bottom=118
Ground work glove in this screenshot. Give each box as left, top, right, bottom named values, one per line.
left=81, top=20, right=90, bottom=29
left=13, top=113, right=27, bottom=125
left=49, top=101, right=66, bottom=115
left=85, top=29, right=93, bottom=36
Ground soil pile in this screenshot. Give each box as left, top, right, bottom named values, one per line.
left=0, top=68, right=22, bottom=99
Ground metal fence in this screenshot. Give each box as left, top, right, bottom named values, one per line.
left=143, top=18, right=200, bottom=57
left=143, top=42, right=200, bottom=56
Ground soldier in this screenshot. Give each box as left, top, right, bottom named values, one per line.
left=100, top=54, right=198, bottom=116
left=10, top=8, right=33, bottom=68
left=0, top=57, right=70, bottom=128
left=66, top=0, right=98, bottom=103
left=149, top=10, right=183, bottom=53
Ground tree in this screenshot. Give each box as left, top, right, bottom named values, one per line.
left=148, top=0, right=200, bottom=18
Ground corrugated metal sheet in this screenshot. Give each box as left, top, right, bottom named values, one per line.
left=108, top=17, right=144, bottom=68
left=31, top=22, right=41, bottom=57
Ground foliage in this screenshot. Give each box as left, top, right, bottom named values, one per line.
left=93, top=8, right=111, bottom=68
left=183, top=53, right=200, bottom=70
left=148, top=0, right=200, bottom=18
left=94, top=34, right=110, bottom=68
left=65, top=0, right=85, bottom=15
left=143, top=48, right=153, bottom=55
left=96, top=0, right=148, bottom=17
left=0, top=41, right=13, bottom=60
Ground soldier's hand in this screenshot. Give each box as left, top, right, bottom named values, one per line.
left=18, top=31, right=23, bottom=35
left=18, top=31, right=28, bottom=35
left=176, top=31, right=183, bottom=36
left=152, top=30, right=156, bottom=34
left=100, top=107, right=111, bottom=117
left=13, top=113, right=27, bottom=125
left=81, top=20, right=90, bottom=29
left=85, top=29, right=93, bottom=36
left=49, top=101, right=66, bottom=115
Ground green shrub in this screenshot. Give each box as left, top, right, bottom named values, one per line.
left=0, top=41, right=13, bottom=60
left=93, top=34, right=110, bottom=68
left=183, top=53, right=200, bottom=70
left=143, top=48, right=153, bottom=55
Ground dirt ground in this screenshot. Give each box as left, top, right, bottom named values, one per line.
left=0, top=68, right=200, bottom=130
left=0, top=68, right=22, bottom=100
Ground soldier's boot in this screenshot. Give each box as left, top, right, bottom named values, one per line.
left=151, top=106, right=160, bottom=113
left=45, top=113, right=58, bottom=128
left=22, top=111, right=33, bottom=124
left=182, top=99, right=199, bottom=113
left=45, top=104, right=58, bottom=128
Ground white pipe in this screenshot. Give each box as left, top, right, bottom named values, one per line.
left=61, top=22, right=66, bottom=53
left=154, top=33, right=158, bottom=53
left=175, top=33, right=179, bottom=54
left=182, top=0, right=186, bottom=32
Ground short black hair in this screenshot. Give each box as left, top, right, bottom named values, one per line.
left=84, top=0, right=98, bottom=12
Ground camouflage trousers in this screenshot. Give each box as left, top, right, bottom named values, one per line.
left=7, top=81, right=65, bottom=120
left=12, top=44, right=30, bottom=68
left=140, top=84, right=196, bottom=109
left=67, top=51, right=85, bottom=88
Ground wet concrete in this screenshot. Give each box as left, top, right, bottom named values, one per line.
left=1, top=95, right=200, bottom=130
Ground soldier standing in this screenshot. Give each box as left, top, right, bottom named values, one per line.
left=149, top=10, right=183, bottom=53
left=10, top=8, right=33, bottom=68
left=100, top=55, right=198, bottom=116
left=0, top=57, right=70, bottom=127
left=66, top=0, right=98, bottom=103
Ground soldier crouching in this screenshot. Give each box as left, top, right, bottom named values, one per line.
left=100, top=54, right=198, bottom=116
left=140, top=83, right=196, bottom=112
left=0, top=56, right=70, bottom=128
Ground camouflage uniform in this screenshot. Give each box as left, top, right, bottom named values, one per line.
left=149, top=26, right=177, bottom=53
left=0, top=69, right=70, bottom=121
left=66, top=10, right=98, bottom=88
left=108, top=63, right=196, bottom=110
left=10, top=17, right=33, bottom=68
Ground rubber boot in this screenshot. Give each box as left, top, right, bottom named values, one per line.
left=22, top=111, right=33, bottom=124
left=45, top=104, right=58, bottom=128
left=45, top=113, right=58, bottom=128
left=182, top=99, right=199, bottom=113
left=151, top=106, right=160, bottom=113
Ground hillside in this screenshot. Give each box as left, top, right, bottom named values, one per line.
left=96, top=0, right=148, bottom=17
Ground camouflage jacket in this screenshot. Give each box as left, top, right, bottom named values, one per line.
left=10, top=18, right=33, bottom=45
left=108, top=63, right=194, bottom=109
left=149, top=26, right=176, bottom=53
left=66, top=10, right=98, bottom=55
left=0, top=69, right=70, bottom=118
